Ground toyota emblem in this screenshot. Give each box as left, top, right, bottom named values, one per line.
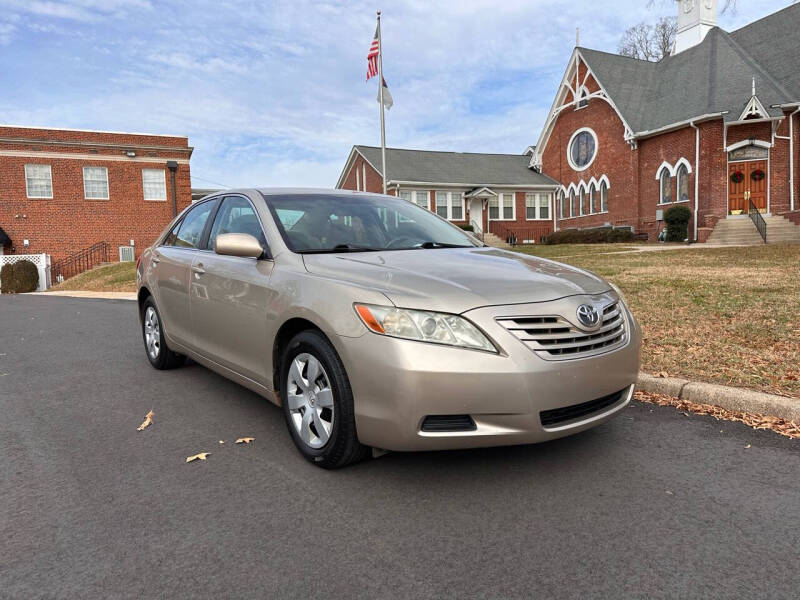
left=576, top=304, right=600, bottom=329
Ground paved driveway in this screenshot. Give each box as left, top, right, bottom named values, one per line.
left=1, top=295, right=798, bottom=599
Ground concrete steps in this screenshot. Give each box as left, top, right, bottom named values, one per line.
left=763, top=215, right=800, bottom=243
left=482, top=232, right=513, bottom=250
left=706, top=215, right=800, bottom=245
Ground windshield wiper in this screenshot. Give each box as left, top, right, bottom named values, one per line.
left=298, top=244, right=383, bottom=254
left=418, top=241, right=475, bottom=249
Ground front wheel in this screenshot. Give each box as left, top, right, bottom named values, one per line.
left=280, top=330, right=369, bottom=469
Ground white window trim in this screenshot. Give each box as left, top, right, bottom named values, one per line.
left=489, top=191, right=516, bottom=221
left=676, top=164, right=691, bottom=204
left=435, top=191, right=465, bottom=221
left=575, top=86, right=589, bottom=110
left=142, top=168, right=167, bottom=201
left=566, top=127, right=598, bottom=172
left=355, top=166, right=361, bottom=191
left=25, top=164, right=53, bottom=199
left=83, top=166, right=109, bottom=200
left=562, top=177, right=611, bottom=218
left=525, top=192, right=552, bottom=221
left=399, top=189, right=430, bottom=210
left=658, top=168, right=673, bottom=205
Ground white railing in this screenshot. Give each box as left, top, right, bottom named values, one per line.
left=0, top=253, right=51, bottom=291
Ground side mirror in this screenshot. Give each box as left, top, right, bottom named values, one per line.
left=214, top=233, right=264, bottom=258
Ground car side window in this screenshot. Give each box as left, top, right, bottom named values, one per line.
left=173, top=201, right=216, bottom=249
left=208, top=196, right=268, bottom=251
left=163, top=220, right=182, bottom=246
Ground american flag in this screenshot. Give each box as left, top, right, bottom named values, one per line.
left=366, top=25, right=379, bottom=81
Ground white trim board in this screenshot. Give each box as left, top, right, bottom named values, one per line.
left=0, top=149, right=190, bottom=164
left=0, top=123, right=188, bottom=139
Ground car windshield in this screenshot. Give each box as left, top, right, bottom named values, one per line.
left=263, top=193, right=482, bottom=253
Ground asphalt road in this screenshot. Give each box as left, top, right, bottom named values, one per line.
left=1, top=295, right=798, bottom=599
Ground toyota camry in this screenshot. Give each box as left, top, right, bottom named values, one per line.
left=137, top=189, right=640, bottom=468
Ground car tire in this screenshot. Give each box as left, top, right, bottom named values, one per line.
left=280, top=330, right=370, bottom=469
left=141, top=297, right=185, bottom=370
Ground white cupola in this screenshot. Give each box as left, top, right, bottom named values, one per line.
left=672, top=0, right=718, bottom=55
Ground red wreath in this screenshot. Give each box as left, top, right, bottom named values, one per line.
left=751, top=168, right=765, bottom=182
left=730, top=170, right=744, bottom=183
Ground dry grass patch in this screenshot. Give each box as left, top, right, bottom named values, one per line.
left=519, top=244, right=800, bottom=397
left=53, top=261, right=137, bottom=292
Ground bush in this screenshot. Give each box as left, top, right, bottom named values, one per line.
left=544, top=227, right=634, bottom=245
left=663, top=204, right=692, bottom=242
left=1, top=260, right=40, bottom=294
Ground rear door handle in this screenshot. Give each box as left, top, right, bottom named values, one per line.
left=192, top=264, right=205, bottom=275
left=152, top=256, right=161, bottom=264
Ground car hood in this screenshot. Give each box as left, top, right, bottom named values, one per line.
left=302, top=247, right=610, bottom=314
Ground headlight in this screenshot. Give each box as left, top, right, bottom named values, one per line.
left=609, top=282, right=629, bottom=307
left=354, top=304, right=497, bottom=353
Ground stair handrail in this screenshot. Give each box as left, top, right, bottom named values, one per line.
left=748, top=199, right=767, bottom=243
left=490, top=221, right=517, bottom=246
left=469, top=219, right=484, bottom=242
left=49, top=241, right=110, bottom=282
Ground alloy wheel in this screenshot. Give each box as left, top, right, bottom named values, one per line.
left=144, top=306, right=161, bottom=360
left=286, top=353, right=335, bottom=449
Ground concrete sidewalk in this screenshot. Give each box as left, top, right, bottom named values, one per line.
left=30, top=290, right=136, bottom=301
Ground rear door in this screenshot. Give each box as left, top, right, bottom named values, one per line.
left=189, top=195, right=275, bottom=384
left=152, top=198, right=219, bottom=347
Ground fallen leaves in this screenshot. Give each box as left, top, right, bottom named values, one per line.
left=235, top=437, right=255, bottom=444
left=137, top=410, right=154, bottom=431
left=186, top=452, right=211, bottom=463
left=635, top=390, right=800, bottom=440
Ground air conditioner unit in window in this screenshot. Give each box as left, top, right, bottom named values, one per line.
left=119, top=246, right=135, bottom=262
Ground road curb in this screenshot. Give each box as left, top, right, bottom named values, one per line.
left=29, top=291, right=136, bottom=301
left=637, top=372, right=800, bottom=423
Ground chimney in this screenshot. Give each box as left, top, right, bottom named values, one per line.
left=672, top=0, right=718, bottom=55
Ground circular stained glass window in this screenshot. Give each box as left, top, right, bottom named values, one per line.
left=568, top=129, right=597, bottom=171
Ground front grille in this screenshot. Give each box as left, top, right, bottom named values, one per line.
left=421, top=415, right=477, bottom=432
left=540, top=388, right=628, bottom=427
left=496, top=301, right=626, bottom=360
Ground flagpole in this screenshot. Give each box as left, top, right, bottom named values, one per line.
left=377, top=10, right=387, bottom=194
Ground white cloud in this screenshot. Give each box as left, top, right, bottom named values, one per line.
left=0, top=0, right=792, bottom=187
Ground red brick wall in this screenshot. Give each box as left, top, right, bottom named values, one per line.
left=637, top=126, right=697, bottom=240
left=0, top=126, right=192, bottom=261
left=541, top=96, right=639, bottom=231
left=340, top=154, right=384, bottom=194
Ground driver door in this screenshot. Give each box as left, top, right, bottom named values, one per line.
left=189, top=195, right=275, bottom=384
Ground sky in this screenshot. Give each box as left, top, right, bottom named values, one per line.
left=0, top=0, right=792, bottom=188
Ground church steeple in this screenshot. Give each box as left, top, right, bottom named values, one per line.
left=672, top=0, right=718, bottom=55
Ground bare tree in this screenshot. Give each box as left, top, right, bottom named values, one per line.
left=618, top=17, right=677, bottom=61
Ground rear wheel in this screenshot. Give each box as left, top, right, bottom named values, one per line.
left=280, top=330, right=369, bottom=469
left=141, top=297, right=185, bottom=370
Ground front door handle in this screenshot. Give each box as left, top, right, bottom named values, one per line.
left=192, top=264, right=205, bottom=275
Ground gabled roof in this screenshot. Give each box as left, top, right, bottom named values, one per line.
left=0, top=226, right=12, bottom=246
left=577, top=13, right=799, bottom=136
left=345, top=146, right=559, bottom=187
left=730, top=4, right=800, bottom=98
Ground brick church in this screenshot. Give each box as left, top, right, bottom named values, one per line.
left=532, top=0, right=800, bottom=242
left=339, top=1, right=800, bottom=244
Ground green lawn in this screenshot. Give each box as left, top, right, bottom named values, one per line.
left=516, top=243, right=800, bottom=398
left=53, top=261, right=137, bottom=292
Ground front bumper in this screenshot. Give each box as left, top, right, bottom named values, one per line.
left=335, top=294, right=642, bottom=452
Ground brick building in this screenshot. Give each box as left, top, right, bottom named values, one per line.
left=531, top=1, right=800, bottom=243
left=0, top=125, right=192, bottom=261
left=336, top=145, right=560, bottom=243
